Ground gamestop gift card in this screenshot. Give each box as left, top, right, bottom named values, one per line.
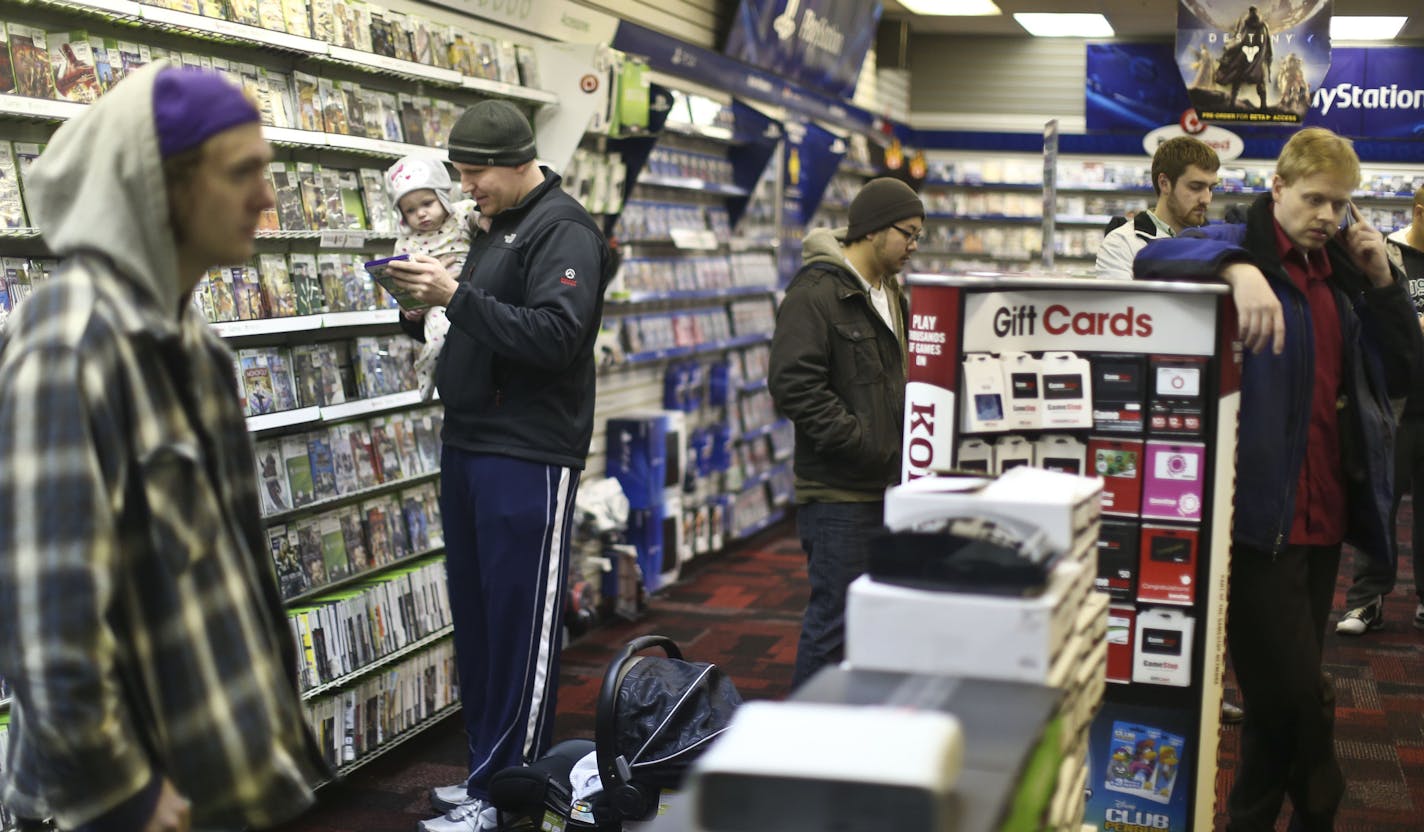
left=1141, top=441, right=1205, bottom=522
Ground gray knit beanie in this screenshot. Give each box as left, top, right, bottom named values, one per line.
left=846, top=177, right=925, bottom=242
left=447, top=100, right=537, bottom=167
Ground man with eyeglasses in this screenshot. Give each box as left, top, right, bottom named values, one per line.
left=1096, top=136, right=1221, bottom=281
left=769, top=177, right=924, bottom=689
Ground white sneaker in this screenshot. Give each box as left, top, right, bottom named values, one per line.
left=417, top=799, right=497, bottom=832
left=1336, top=597, right=1384, bottom=636
left=431, top=783, right=472, bottom=814
left=1413, top=602, right=1424, bottom=631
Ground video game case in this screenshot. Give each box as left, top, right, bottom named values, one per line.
left=514, top=44, right=540, bottom=89
left=397, top=93, right=427, bottom=147
left=0, top=24, right=17, bottom=95
left=388, top=413, right=420, bottom=476
left=282, top=0, right=313, bottom=38
left=359, top=168, right=394, bottom=233
left=271, top=161, right=308, bottom=231
left=425, top=22, right=450, bottom=70
left=10, top=24, right=58, bottom=100
left=288, top=253, right=325, bottom=316
left=308, top=431, right=339, bottom=501
left=320, top=166, right=349, bottom=231
left=269, top=523, right=308, bottom=599
left=239, top=348, right=277, bottom=416
left=369, top=419, right=404, bottom=484
left=0, top=144, right=27, bottom=229
left=317, top=253, right=346, bottom=313
left=496, top=40, right=520, bottom=85
left=254, top=437, right=295, bottom=515
left=348, top=422, right=381, bottom=489
left=318, top=76, right=351, bottom=135
left=264, top=69, right=297, bottom=129
left=232, top=264, right=267, bottom=321
left=257, top=253, right=296, bottom=317
left=400, top=486, right=432, bottom=551
left=327, top=423, right=361, bottom=497
left=339, top=505, right=370, bottom=572
left=116, top=40, right=150, bottom=79
left=226, top=0, right=262, bottom=28
left=309, top=0, right=336, bottom=43
left=267, top=347, right=298, bottom=412
left=283, top=433, right=317, bottom=508
left=293, top=72, right=322, bottom=132
left=320, top=512, right=351, bottom=581
left=471, top=34, right=499, bottom=81
left=409, top=14, right=433, bottom=65
left=47, top=31, right=100, bottom=103
left=297, top=161, right=326, bottom=230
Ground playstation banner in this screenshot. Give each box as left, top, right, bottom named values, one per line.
left=1176, top=0, right=1333, bottom=126
left=724, top=0, right=881, bottom=100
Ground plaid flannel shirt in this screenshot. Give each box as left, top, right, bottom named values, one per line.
left=0, top=256, right=327, bottom=830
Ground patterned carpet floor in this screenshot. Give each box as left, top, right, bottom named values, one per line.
left=275, top=512, right=1424, bottom=832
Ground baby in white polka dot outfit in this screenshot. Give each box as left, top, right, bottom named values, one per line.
left=386, top=154, right=484, bottom=400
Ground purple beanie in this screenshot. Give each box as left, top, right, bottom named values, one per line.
left=152, top=66, right=261, bottom=159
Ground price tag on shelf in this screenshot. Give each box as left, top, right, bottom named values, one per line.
left=670, top=228, right=719, bottom=250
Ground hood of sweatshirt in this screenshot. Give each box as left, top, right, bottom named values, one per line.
left=802, top=226, right=848, bottom=270
left=27, top=61, right=182, bottom=314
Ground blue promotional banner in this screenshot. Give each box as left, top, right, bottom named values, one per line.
left=1088, top=44, right=1424, bottom=140
left=1177, top=0, right=1333, bottom=126
left=612, top=20, right=881, bottom=137
left=724, top=0, right=882, bottom=101
left=784, top=119, right=845, bottom=227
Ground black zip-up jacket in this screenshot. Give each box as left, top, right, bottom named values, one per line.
left=404, top=169, right=611, bottom=469
left=769, top=228, right=908, bottom=500
left=1136, top=193, right=1421, bottom=563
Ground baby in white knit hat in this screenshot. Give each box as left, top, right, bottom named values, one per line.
left=385, top=154, right=484, bottom=399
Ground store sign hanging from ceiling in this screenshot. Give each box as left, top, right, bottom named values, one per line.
left=1175, top=0, right=1333, bottom=126
left=1144, top=113, right=1245, bottom=161
left=723, top=0, right=882, bottom=101
left=1088, top=43, right=1424, bottom=139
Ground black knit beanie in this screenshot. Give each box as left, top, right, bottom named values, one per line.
left=846, top=177, right=925, bottom=242
left=447, top=100, right=537, bottom=167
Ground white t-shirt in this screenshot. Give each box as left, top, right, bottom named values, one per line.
left=843, top=257, right=895, bottom=332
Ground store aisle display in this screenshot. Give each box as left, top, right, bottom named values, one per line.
left=252, top=510, right=1424, bottom=832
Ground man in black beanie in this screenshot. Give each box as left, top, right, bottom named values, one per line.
left=769, top=177, right=924, bottom=689
left=384, top=99, right=612, bottom=832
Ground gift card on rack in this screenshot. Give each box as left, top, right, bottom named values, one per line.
left=1141, top=441, right=1206, bottom=522
left=956, top=437, right=995, bottom=473
left=1040, top=351, right=1093, bottom=429
left=1091, top=353, right=1146, bottom=434
left=1138, top=524, right=1198, bottom=605
left=962, top=353, right=1008, bottom=433
left=1133, top=607, right=1194, bottom=687
left=1088, top=437, right=1144, bottom=517
left=1105, top=605, right=1135, bottom=683
left=1096, top=519, right=1139, bottom=602
left=1149, top=356, right=1206, bottom=437
left=1035, top=434, right=1086, bottom=476
left=1001, top=351, right=1042, bottom=430
left=995, top=434, right=1034, bottom=473
left=1102, top=719, right=1188, bottom=805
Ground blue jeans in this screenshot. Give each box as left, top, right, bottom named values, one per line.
left=791, top=501, right=885, bottom=689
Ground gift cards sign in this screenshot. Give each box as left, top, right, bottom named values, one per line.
left=962, top=290, right=1217, bottom=355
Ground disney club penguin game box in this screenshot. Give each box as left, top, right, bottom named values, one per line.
left=1085, top=704, right=1192, bottom=829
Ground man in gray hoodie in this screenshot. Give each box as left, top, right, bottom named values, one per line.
left=0, top=63, right=326, bottom=832
left=769, top=177, right=923, bottom=688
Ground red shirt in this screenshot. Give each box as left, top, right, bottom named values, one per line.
left=1273, top=218, right=1346, bottom=545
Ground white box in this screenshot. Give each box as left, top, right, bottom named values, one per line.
left=846, top=560, right=1086, bottom=683
left=884, top=466, right=1101, bottom=561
